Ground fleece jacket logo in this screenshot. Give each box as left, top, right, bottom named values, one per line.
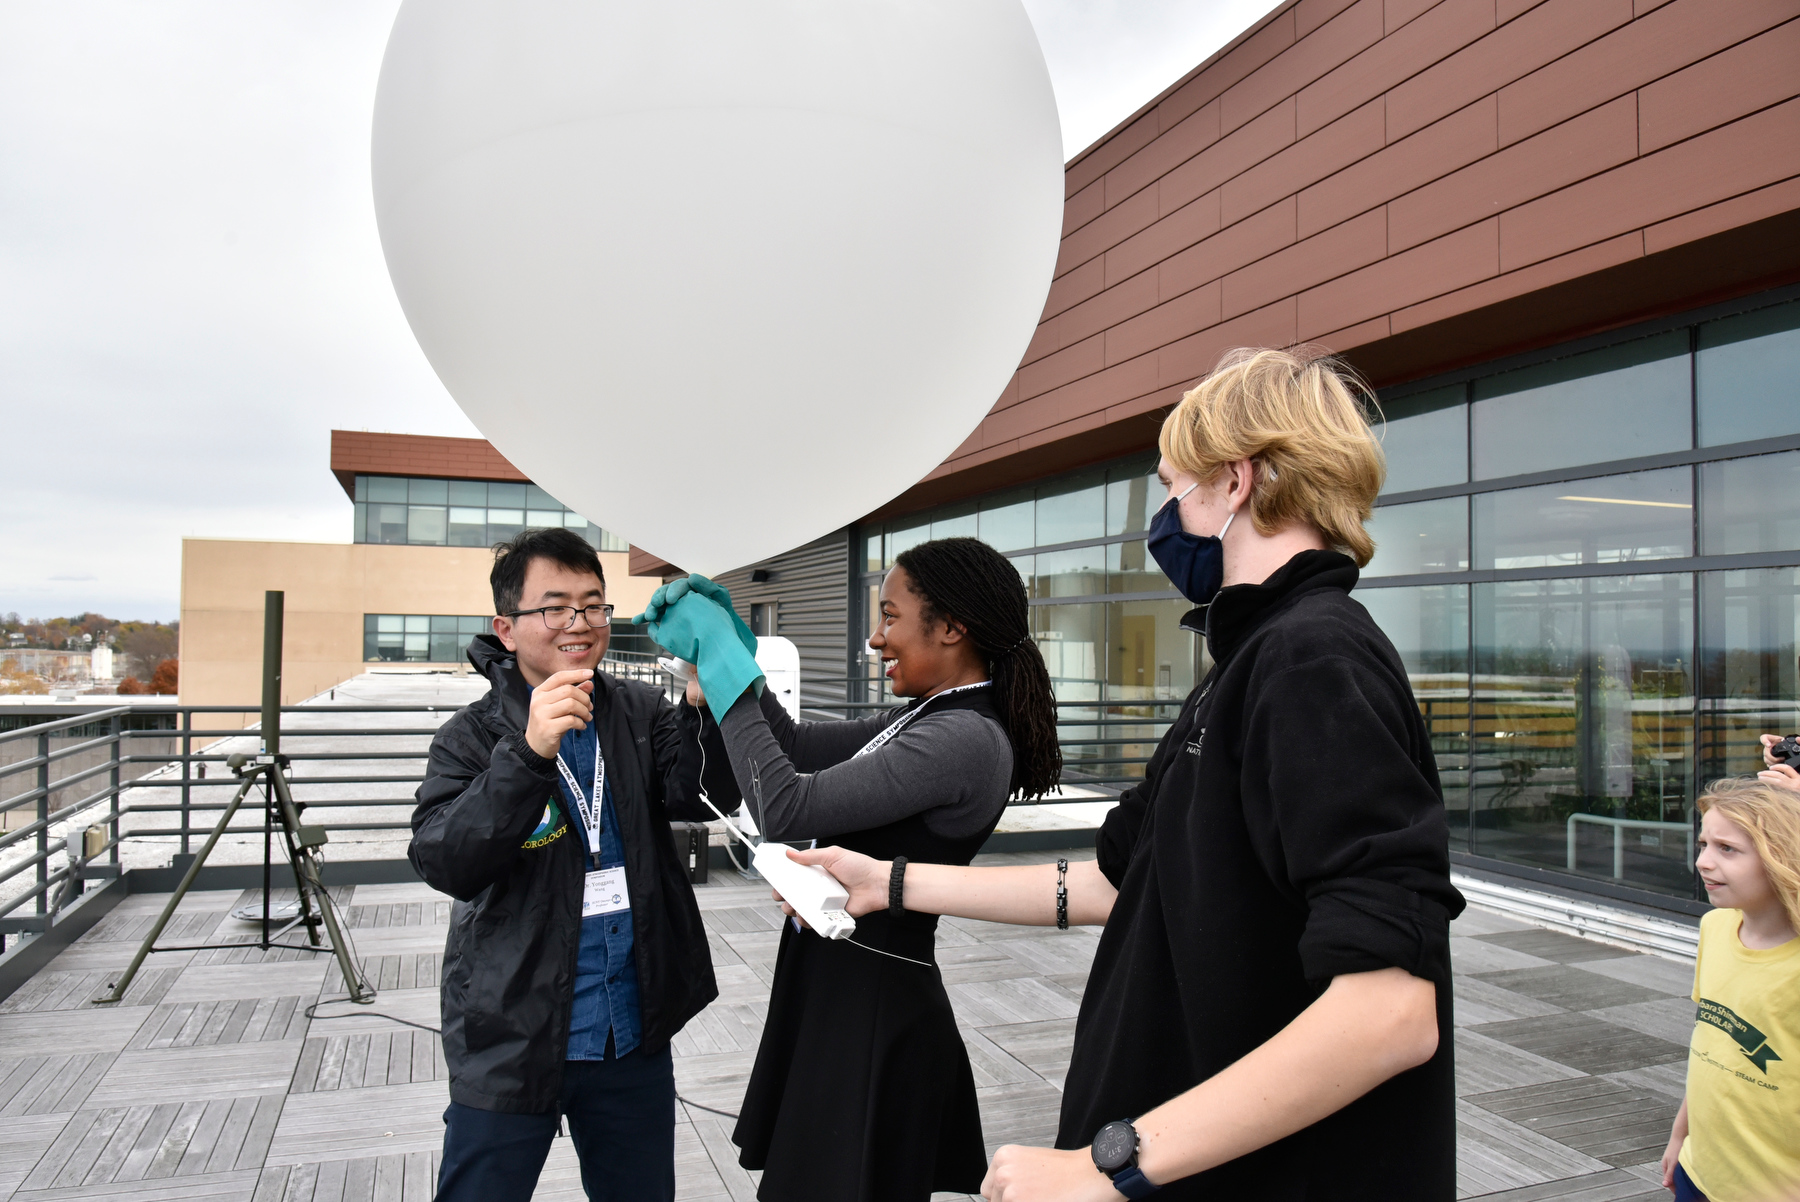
left=1697, top=998, right=1783, bottom=1073
left=523, top=798, right=568, bottom=850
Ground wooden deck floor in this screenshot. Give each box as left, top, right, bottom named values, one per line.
left=0, top=851, right=1692, bottom=1201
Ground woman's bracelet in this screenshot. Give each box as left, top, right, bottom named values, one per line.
left=889, top=857, right=907, bottom=915
left=1055, top=858, right=1068, bottom=930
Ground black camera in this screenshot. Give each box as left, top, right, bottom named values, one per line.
left=1771, top=735, right=1800, bottom=764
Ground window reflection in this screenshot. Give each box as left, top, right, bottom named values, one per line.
left=1036, top=470, right=1106, bottom=545
left=978, top=492, right=1034, bottom=552
left=1365, top=497, right=1468, bottom=577
left=1472, top=574, right=1694, bottom=894
left=1378, top=386, right=1466, bottom=494
left=1473, top=468, right=1692, bottom=569
left=1697, top=299, right=1800, bottom=446
left=931, top=506, right=978, bottom=540
left=1108, top=540, right=1166, bottom=594
left=1471, top=332, right=1690, bottom=479
left=1106, top=455, right=1162, bottom=535
left=350, top=475, right=623, bottom=550
left=1698, top=450, right=1800, bottom=555
left=1699, top=567, right=1800, bottom=784
left=1035, top=602, right=1104, bottom=780
left=1359, top=584, right=1470, bottom=838
left=1035, top=545, right=1105, bottom=599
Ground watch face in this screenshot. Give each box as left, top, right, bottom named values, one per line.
left=1091, top=1121, right=1135, bottom=1173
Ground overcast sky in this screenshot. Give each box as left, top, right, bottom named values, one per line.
left=0, top=0, right=1278, bottom=623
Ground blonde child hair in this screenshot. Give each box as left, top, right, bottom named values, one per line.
left=1698, top=776, right=1800, bottom=933
left=1158, top=347, right=1386, bottom=567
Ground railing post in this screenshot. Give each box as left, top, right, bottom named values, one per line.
left=36, top=729, right=50, bottom=917
left=109, top=713, right=122, bottom=869
left=180, top=709, right=193, bottom=856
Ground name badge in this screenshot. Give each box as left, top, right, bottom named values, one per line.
left=582, top=866, right=630, bottom=917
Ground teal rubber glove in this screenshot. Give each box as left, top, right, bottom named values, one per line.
left=641, top=591, right=764, bottom=714
left=632, top=575, right=757, bottom=656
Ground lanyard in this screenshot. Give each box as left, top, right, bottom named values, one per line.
left=554, top=726, right=606, bottom=857
left=853, top=680, right=991, bottom=759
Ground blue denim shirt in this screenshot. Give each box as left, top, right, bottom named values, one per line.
left=555, top=726, right=642, bottom=1060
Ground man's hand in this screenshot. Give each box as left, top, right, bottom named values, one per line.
left=525, top=669, right=594, bottom=758
left=981, top=1146, right=1121, bottom=1202
left=788, top=846, right=888, bottom=917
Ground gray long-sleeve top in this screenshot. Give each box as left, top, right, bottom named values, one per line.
left=717, top=688, right=1013, bottom=844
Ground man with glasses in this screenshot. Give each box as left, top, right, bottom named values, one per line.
left=410, top=527, right=719, bottom=1202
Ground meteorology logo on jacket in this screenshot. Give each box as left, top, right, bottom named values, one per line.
left=523, top=799, right=567, bottom=850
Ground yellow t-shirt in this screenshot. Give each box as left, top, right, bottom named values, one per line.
left=1679, top=907, right=1800, bottom=1202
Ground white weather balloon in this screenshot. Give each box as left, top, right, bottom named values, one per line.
left=372, top=1, right=1063, bottom=576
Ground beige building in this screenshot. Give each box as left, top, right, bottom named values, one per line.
left=179, top=431, right=658, bottom=710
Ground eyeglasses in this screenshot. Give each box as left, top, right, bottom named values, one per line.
left=506, top=605, right=614, bottom=630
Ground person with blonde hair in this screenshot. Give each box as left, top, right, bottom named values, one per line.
left=786, top=347, right=1465, bottom=1200
left=1660, top=777, right=1800, bottom=1202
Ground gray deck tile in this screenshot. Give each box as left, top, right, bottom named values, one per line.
left=1566, top=955, right=1694, bottom=997
left=978, top=1018, right=1078, bottom=1090
left=338, top=883, right=446, bottom=907
left=125, top=997, right=308, bottom=1050
left=700, top=905, right=786, bottom=935
left=672, top=1049, right=758, bottom=1115
left=86, top=1040, right=305, bottom=1108
left=0, top=1112, right=69, bottom=1201
left=1453, top=977, right=1567, bottom=1027
left=1469, top=1013, right=1687, bottom=1076
left=1464, top=1076, right=1681, bottom=1168
left=0, top=1007, right=150, bottom=1056
left=1455, top=1029, right=1587, bottom=1097
left=162, top=962, right=329, bottom=1005
left=8, top=1166, right=261, bottom=1201
left=1467, top=966, right=1672, bottom=1012
left=1585, top=997, right=1697, bottom=1046
left=1603, top=1061, right=1687, bottom=1102
left=1452, top=906, right=1532, bottom=938
left=0, top=1053, right=113, bottom=1117
left=682, top=1110, right=761, bottom=1202
left=1459, top=1168, right=1669, bottom=1200
left=945, top=977, right=1081, bottom=1028
left=1474, top=930, right=1638, bottom=964
left=0, top=969, right=179, bottom=1013
left=1451, top=936, right=1557, bottom=975
left=79, top=911, right=227, bottom=946
left=958, top=1028, right=1041, bottom=1089
left=972, top=1078, right=1063, bottom=1152
left=302, top=991, right=438, bottom=1037
left=989, top=930, right=1101, bottom=978
left=264, top=1080, right=448, bottom=1166
left=1455, top=1097, right=1611, bottom=1196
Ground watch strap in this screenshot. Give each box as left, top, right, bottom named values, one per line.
left=888, top=857, right=907, bottom=915
left=1108, top=1165, right=1160, bottom=1199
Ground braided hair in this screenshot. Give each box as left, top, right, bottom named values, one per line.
left=893, top=537, right=1062, bottom=800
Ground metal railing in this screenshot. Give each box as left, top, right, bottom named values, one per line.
left=0, top=660, right=1180, bottom=952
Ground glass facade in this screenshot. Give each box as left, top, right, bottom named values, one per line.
left=364, top=614, right=491, bottom=663
left=1366, top=293, right=1800, bottom=901
left=857, top=453, right=1204, bottom=785
left=352, top=475, right=628, bottom=552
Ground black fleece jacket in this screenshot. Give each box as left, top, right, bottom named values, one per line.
left=409, top=636, right=718, bottom=1113
left=1060, top=550, right=1465, bottom=1200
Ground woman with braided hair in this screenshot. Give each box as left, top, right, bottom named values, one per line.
left=655, top=536, right=1059, bottom=1201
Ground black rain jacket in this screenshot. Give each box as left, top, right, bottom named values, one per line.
left=409, top=635, right=718, bottom=1113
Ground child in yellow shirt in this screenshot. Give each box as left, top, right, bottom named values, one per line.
left=1661, top=777, right=1800, bottom=1202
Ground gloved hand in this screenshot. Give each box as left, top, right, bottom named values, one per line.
left=633, top=574, right=758, bottom=656
left=640, top=591, right=764, bottom=715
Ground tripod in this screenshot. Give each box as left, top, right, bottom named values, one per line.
left=95, top=589, right=371, bottom=1005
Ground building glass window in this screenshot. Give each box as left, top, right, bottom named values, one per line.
left=978, top=491, right=1034, bottom=553
left=352, top=475, right=632, bottom=552
left=1358, top=584, right=1470, bottom=839
left=364, top=614, right=491, bottom=663
left=1698, top=450, right=1800, bottom=555
left=1471, top=332, right=1690, bottom=480
left=1379, top=386, right=1467, bottom=495
left=1472, top=468, right=1693, bottom=570
left=1699, top=567, right=1800, bottom=784
left=1471, top=573, right=1695, bottom=896
left=1365, top=497, right=1468, bottom=578
left=1697, top=299, right=1800, bottom=446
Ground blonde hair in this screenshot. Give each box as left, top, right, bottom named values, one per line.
left=1700, top=777, right=1800, bottom=934
left=1158, top=347, right=1385, bottom=566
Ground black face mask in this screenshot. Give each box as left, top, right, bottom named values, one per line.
left=1146, top=482, right=1235, bottom=606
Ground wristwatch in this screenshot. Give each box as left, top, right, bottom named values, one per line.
left=1091, top=1119, right=1159, bottom=1198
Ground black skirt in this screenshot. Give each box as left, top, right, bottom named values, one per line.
left=731, top=813, right=993, bottom=1201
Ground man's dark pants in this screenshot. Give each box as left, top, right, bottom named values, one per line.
left=435, top=1047, right=675, bottom=1202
